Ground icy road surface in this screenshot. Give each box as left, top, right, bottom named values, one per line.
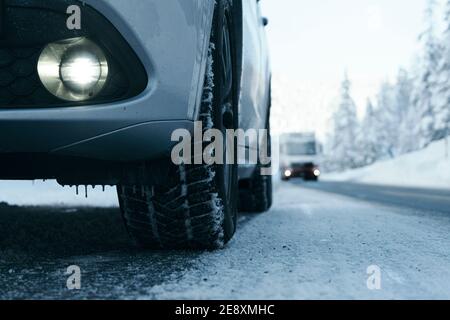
left=1, top=181, right=450, bottom=299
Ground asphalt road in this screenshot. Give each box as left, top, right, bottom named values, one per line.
left=1, top=180, right=450, bottom=299
left=297, top=181, right=450, bottom=215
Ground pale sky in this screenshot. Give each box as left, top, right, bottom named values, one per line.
left=260, top=0, right=435, bottom=137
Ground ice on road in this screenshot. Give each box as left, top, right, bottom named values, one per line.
left=1, top=181, right=450, bottom=299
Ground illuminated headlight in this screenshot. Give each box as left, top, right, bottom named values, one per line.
left=313, top=169, right=321, bottom=177
left=38, top=37, right=109, bottom=102
left=284, top=170, right=292, bottom=177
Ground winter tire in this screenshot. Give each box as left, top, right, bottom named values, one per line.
left=117, top=0, right=238, bottom=249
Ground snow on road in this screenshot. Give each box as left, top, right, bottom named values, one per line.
left=2, top=181, right=450, bottom=299
left=143, top=182, right=450, bottom=299
left=324, top=138, right=450, bottom=190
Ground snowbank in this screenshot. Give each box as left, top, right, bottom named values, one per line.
left=324, top=138, right=450, bottom=190
left=0, top=181, right=118, bottom=207
left=0, top=173, right=281, bottom=208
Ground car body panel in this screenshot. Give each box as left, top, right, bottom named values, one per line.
left=0, top=0, right=271, bottom=177
left=53, top=120, right=194, bottom=162
left=82, top=0, right=216, bottom=121
left=239, top=0, right=270, bottom=134
left=0, top=0, right=214, bottom=157
left=237, top=0, right=271, bottom=178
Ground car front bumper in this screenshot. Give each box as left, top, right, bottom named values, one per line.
left=0, top=0, right=214, bottom=162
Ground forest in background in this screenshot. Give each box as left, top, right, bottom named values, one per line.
left=326, top=0, right=450, bottom=172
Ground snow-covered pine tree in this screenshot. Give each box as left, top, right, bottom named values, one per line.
left=394, top=69, right=415, bottom=154
left=328, top=74, right=360, bottom=171
left=395, top=69, right=414, bottom=126
left=412, top=0, right=443, bottom=148
left=434, top=0, right=450, bottom=146
left=398, top=99, right=422, bottom=154
left=359, top=99, right=380, bottom=165
left=375, top=81, right=397, bottom=158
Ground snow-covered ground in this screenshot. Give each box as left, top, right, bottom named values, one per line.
left=2, top=181, right=450, bottom=299
left=0, top=172, right=282, bottom=208
left=0, top=175, right=281, bottom=208
left=324, top=138, right=450, bottom=190
left=0, top=181, right=118, bottom=207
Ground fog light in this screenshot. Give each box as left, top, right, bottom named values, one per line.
left=313, top=169, right=321, bottom=177
left=60, top=51, right=102, bottom=93
left=38, top=37, right=109, bottom=102
left=284, top=170, right=292, bottom=177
